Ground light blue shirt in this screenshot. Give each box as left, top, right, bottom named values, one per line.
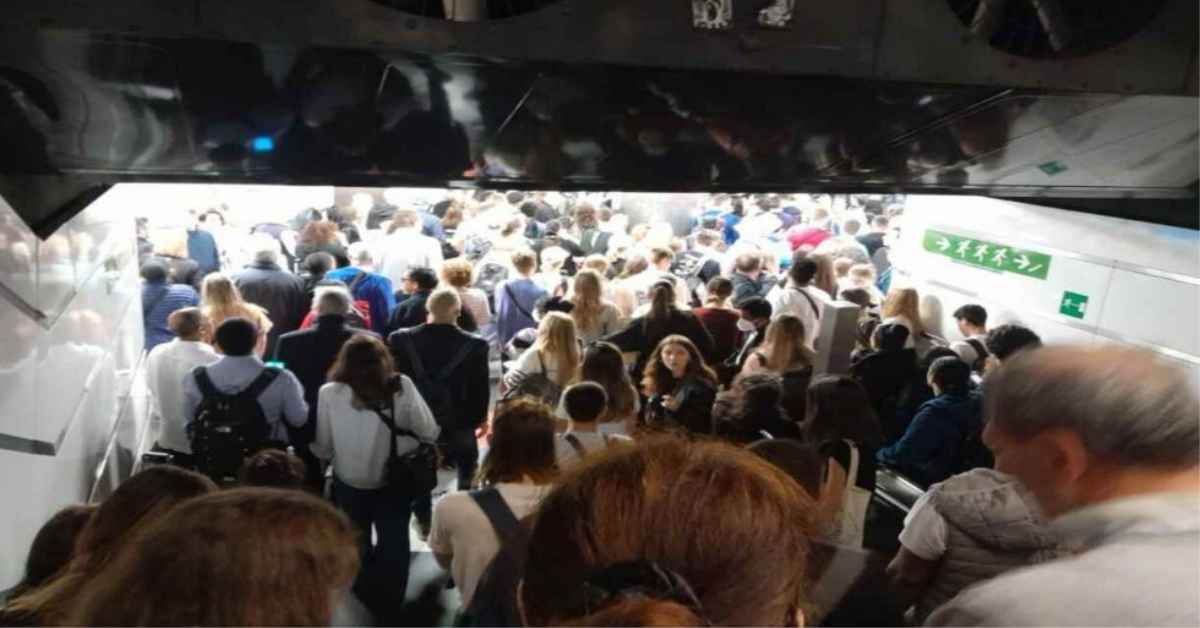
left=182, top=355, right=309, bottom=442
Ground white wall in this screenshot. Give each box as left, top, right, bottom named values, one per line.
left=0, top=189, right=148, bottom=589
left=892, top=195, right=1200, bottom=380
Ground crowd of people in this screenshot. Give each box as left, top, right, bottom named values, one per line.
left=3, top=191, right=1196, bottom=627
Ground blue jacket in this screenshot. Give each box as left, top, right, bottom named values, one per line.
left=186, top=229, right=221, bottom=276
left=876, top=392, right=981, bottom=487
left=324, top=266, right=396, bottom=336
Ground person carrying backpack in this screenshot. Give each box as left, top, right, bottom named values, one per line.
left=428, top=399, right=557, bottom=624
left=389, top=289, right=490, bottom=535
left=183, top=318, right=308, bottom=485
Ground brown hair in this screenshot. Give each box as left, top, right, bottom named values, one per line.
left=441, top=257, right=475, bottom=289
left=649, top=247, right=673, bottom=266
left=477, top=399, right=559, bottom=486
left=327, top=335, right=400, bottom=409
left=239, top=449, right=307, bottom=488
left=8, top=504, right=96, bottom=600
left=442, top=203, right=464, bottom=229
left=809, top=253, right=837, bottom=299
left=881, top=287, right=923, bottom=336
left=803, top=375, right=883, bottom=449
left=299, top=220, right=339, bottom=246
left=641, top=334, right=718, bottom=397
left=68, top=488, right=359, bottom=627
left=703, top=276, right=734, bottom=307
left=6, top=467, right=216, bottom=624
left=520, top=437, right=814, bottom=626
left=581, top=341, right=640, bottom=423
left=570, top=269, right=606, bottom=334
left=735, top=252, right=762, bottom=274
left=512, top=249, right=538, bottom=275
left=759, top=314, right=816, bottom=371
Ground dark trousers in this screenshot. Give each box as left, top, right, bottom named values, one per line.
left=412, top=427, right=479, bottom=526
left=332, top=477, right=412, bottom=623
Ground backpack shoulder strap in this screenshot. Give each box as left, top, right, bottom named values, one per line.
left=794, top=285, right=821, bottom=318
left=470, top=487, right=522, bottom=546
left=398, top=332, right=428, bottom=380
left=239, top=367, right=281, bottom=400
left=192, top=366, right=222, bottom=399
left=563, top=433, right=587, bottom=457
left=505, top=283, right=534, bottom=321
left=436, top=338, right=477, bottom=380
left=965, top=338, right=988, bottom=366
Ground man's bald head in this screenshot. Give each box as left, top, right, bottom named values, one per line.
left=984, top=345, right=1199, bottom=468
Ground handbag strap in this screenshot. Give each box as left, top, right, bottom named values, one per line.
left=505, top=283, right=535, bottom=321
left=563, top=433, right=587, bottom=457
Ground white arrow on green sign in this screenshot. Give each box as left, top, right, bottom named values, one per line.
left=922, top=229, right=1052, bottom=280
left=1060, top=291, right=1088, bottom=319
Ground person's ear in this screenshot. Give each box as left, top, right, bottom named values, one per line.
left=1043, top=428, right=1090, bottom=486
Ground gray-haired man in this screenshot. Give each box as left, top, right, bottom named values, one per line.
left=928, top=345, right=1200, bottom=626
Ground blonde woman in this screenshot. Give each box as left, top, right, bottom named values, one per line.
left=567, top=269, right=623, bottom=344
left=880, top=287, right=923, bottom=349
left=502, top=312, right=580, bottom=404
left=200, top=273, right=273, bottom=357
left=741, top=314, right=817, bottom=378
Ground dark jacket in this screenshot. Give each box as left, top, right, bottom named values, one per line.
left=876, top=392, right=982, bottom=487
left=850, top=348, right=921, bottom=443
left=387, top=290, right=476, bottom=336
left=273, top=315, right=377, bottom=441
left=731, top=272, right=775, bottom=305
left=647, top=375, right=718, bottom=435
left=606, top=310, right=717, bottom=379
left=295, top=241, right=350, bottom=268
left=388, top=323, right=490, bottom=431
left=233, top=261, right=308, bottom=357
left=715, top=405, right=801, bottom=444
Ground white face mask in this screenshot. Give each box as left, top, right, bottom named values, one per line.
left=737, top=318, right=758, bottom=333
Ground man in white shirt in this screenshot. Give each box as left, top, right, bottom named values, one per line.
left=927, top=346, right=1200, bottom=627
left=144, top=307, right=219, bottom=467
left=554, top=382, right=629, bottom=468
left=948, top=304, right=989, bottom=372
left=766, top=255, right=825, bottom=348
left=375, top=206, right=444, bottom=289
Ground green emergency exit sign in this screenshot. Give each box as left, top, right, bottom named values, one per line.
left=1060, top=291, right=1089, bottom=319
left=922, top=229, right=1052, bottom=280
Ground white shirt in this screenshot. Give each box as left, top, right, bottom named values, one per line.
left=950, top=334, right=988, bottom=365
left=766, top=282, right=827, bottom=348
left=428, top=482, right=550, bottom=608
left=458, top=287, right=492, bottom=328
left=310, top=379, right=440, bottom=490
left=554, top=430, right=630, bottom=469
left=574, top=303, right=624, bottom=344
left=145, top=339, right=220, bottom=453
left=504, top=346, right=571, bottom=389
left=898, top=490, right=949, bottom=560
left=375, top=229, right=444, bottom=288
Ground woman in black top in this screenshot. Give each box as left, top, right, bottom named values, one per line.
left=606, top=280, right=717, bottom=378
left=641, top=335, right=718, bottom=435
left=714, top=372, right=802, bottom=444
left=802, top=374, right=885, bottom=549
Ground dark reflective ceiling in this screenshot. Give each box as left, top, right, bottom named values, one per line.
left=0, top=28, right=1196, bottom=235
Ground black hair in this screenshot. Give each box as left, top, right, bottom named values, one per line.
left=302, top=252, right=336, bottom=277
left=952, top=304, right=988, bottom=327
left=873, top=322, right=910, bottom=352
left=214, top=317, right=259, bottom=357
left=140, top=260, right=168, bottom=283
left=519, top=201, right=540, bottom=219
left=506, top=191, right=526, bottom=206
left=238, top=449, right=306, bottom=489
left=536, top=295, right=575, bottom=317
left=737, top=297, right=773, bottom=320
left=788, top=255, right=818, bottom=286
left=563, top=382, right=608, bottom=423
left=407, top=267, right=439, bottom=292
left=929, top=357, right=972, bottom=396
left=839, top=288, right=873, bottom=309
left=985, top=324, right=1042, bottom=361
left=921, top=346, right=960, bottom=371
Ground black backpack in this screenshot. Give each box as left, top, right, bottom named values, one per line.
left=964, top=338, right=990, bottom=374
left=394, top=333, right=479, bottom=429
left=458, top=488, right=531, bottom=627
left=190, top=367, right=281, bottom=484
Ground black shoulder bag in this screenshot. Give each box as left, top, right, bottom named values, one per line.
left=373, top=397, right=439, bottom=494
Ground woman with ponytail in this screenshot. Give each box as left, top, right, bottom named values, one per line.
left=519, top=438, right=815, bottom=627
left=605, top=279, right=716, bottom=382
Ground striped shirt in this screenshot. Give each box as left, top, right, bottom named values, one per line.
left=142, top=281, right=200, bottom=352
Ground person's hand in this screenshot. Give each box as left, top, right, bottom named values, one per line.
left=662, top=394, right=681, bottom=412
